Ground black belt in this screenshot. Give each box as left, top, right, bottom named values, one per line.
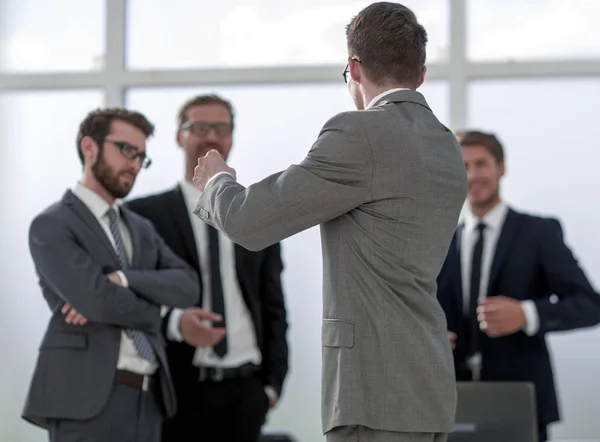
left=198, top=363, right=259, bottom=382
left=115, top=369, right=158, bottom=392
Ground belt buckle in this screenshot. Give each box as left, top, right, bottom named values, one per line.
left=142, top=375, right=150, bottom=391
left=211, top=367, right=224, bottom=382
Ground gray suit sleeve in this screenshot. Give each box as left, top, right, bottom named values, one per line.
left=122, top=219, right=200, bottom=308
left=194, top=112, right=373, bottom=251
left=29, top=214, right=161, bottom=333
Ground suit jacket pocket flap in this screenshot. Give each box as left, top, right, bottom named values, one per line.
left=40, top=332, right=88, bottom=350
left=322, top=319, right=354, bottom=348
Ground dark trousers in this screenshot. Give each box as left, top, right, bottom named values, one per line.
left=538, top=424, right=547, bottom=442
left=48, top=383, right=163, bottom=442
left=162, top=374, right=270, bottom=442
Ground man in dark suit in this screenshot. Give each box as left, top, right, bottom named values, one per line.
left=126, top=94, right=289, bottom=442
left=22, top=108, right=205, bottom=442
left=437, top=130, right=600, bottom=442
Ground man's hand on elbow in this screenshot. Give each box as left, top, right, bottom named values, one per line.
left=107, top=272, right=123, bottom=286
left=61, top=303, right=88, bottom=326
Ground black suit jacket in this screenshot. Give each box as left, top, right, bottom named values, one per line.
left=125, top=185, right=289, bottom=404
left=437, top=208, right=600, bottom=426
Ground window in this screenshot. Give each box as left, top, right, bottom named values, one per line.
left=126, top=81, right=448, bottom=442
left=126, top=81, right=448, bottom=196
left=0, top=0, right=105, bottom=72
left=0, top=90, right=104, bottom=442
left=126, top=0, right=448, bottom=69
left=467, top=0, right=600, bottom=61
left=468, top=78, right=600, bottom=439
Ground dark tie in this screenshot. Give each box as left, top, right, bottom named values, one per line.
left=468, top=222, right=486, bottom=357
left=208, top=225, right=227, bottom=357
left=106, top=208, right=156, bottom=363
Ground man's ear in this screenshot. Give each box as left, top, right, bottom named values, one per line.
left=176, top=129, right=184, bottom=148
left=80, top=136, right=99, bottom=164
left=415, top=66, right=427, bottom=88
left=348, top=57, right=362, bottom=84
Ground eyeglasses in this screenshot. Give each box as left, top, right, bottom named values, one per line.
left=343, top=57, right=362, bottom=84
left=102, top=139, right=152, bottom=169
left=180, top=121, right=233, bottom=137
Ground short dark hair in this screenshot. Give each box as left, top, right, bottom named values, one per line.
left=346, top=2, right=427, bottom=87
left=456, top=130, right=505, bottom=164
left=76, top=108, right=154, bottom=164
left=177, top=94, right=235, bottom=129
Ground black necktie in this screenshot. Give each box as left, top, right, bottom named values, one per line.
left=468, top=222, right=486, bottom=356
left=208, top=225, right=227, bottom=357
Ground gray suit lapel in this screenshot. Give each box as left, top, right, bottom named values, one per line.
left=62, top=190, right=121, bottom=268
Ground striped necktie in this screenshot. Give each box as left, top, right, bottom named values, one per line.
left=106, top=208, right=156, bottom=363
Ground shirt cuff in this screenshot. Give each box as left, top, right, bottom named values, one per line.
left=205, top=171, right=234, bottom=189
left=521, top=300, right=540, bottom=336
left=167, top=308, right=185, bottom=342
left=115, top=270, right=128, bottom=288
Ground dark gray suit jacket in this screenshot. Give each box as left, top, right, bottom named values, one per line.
left=194, top=90, right=467, bottom=434
left=22, top=190, right=199, bottom=429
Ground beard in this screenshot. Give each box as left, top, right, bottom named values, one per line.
left=91, top=150, right=135, bottom=199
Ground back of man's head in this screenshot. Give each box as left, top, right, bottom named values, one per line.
left=346, top=2, right=427, bottom=88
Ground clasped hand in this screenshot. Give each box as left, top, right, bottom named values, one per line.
left=192, top=150, right=236, bottom=191
left=179, top=308, right=227, bottom=348
left=448, top=295, right=527, bottom=347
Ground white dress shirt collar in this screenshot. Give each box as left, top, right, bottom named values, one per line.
left=366, top=87, right=412, bottom=109
left=463, top=201, right=508, bottom=235
left=72, top=182, right=120, bottom=219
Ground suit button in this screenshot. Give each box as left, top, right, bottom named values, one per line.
left=199, top=208, right=209, bottom=219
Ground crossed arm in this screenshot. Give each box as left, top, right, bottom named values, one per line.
left=121, top=217, right=199, bottom=308
left=29, top=213, right=198, bottom=332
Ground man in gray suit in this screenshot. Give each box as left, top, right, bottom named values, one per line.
left=191, top=3, right=467, bottom=442
left=22, top=108, right=215, bottom=442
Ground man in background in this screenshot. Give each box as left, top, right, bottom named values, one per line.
left=22, top=108, right=203, bottom=442
left=190, top=3, right=467, bottom=442
left=437, top=129, right=600, bottom=442
left=126, top=94, right=289, bottom=442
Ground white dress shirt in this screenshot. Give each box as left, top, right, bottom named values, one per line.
left=167, top=179, right=262, bottom=370
left=461, top=202, right=539, bottom=336
left=72, top=183, right=158, bottom=375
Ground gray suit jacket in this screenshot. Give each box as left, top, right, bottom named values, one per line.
left=194, top=90, right=467, bottom=434
left=22, top=190, right=199, bottom=429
